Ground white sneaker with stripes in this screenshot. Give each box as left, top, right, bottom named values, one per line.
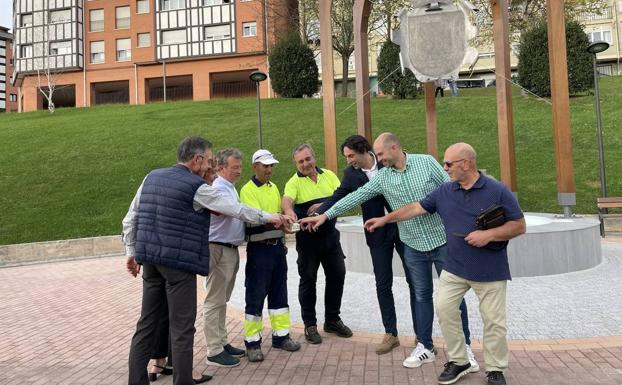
left=403, top=342, right=436, bottom=368
left=466, top=345, right=480, bottom=373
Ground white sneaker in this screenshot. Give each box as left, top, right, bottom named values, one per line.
left=403, top=342, right=435, bottom=368
left=466, top=345, right=480, bottom=373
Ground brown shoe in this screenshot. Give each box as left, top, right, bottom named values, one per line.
left=376, top=333, right=400, bottom=355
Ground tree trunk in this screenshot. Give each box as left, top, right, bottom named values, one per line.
left=341, top=53, right=350, bottom=97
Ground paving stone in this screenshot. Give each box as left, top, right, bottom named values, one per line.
left=1, top=239, right=622, bottom=384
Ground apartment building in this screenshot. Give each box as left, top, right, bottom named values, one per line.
left=461, top=0, right=622, bottom=86
left=1, top=26, right=19, bottom=112
left=11, top=0, right=296, bottom=112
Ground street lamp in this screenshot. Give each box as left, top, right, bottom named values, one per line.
left=249, top=70, right=268, bottom=148
left=586, top=41, right=610, bottom=203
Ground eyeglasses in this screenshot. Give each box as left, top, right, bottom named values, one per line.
left=443, top=159, right=466, bottom=167
left=197, top=154, right=214, bottom=166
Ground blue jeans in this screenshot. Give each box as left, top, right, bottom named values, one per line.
left=404, top=243, right=471, bottom=350
left=368, top=223, right=416, bottom=336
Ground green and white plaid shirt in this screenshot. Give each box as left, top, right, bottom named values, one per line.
left=324, top=153, right=448, bottom=252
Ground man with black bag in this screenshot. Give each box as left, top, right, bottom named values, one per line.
left=364, top=143, right=526, bottom=385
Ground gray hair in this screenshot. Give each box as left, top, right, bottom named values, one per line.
left=292, top=143, right=315, bottom=159
left=216, top=148, right=243, bottom=168
left=177, top=137, right=213, bottom=162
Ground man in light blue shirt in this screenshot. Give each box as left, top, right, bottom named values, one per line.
left=203, top=148, right=247, bottom=368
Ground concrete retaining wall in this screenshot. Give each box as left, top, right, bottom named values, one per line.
left=0, top=235, right=124, bottom=266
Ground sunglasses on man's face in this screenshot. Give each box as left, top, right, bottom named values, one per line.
left=443, top=159, right=466, bottom=167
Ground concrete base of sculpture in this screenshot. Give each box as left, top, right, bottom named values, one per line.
left=335, top=213, right=602, bottom=278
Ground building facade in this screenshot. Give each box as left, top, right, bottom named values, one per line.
left=12, top=0, right=296, bottom=112
left=1, top=26, right=19, bottom=112
left=461, top=0, right=622, bottom=86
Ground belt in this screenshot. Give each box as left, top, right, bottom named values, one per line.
left=210, top=241, right=238, bottom=249
left=249, top=238, right=282, bottom=246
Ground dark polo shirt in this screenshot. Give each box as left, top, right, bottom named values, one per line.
left=419, top=173, right=523, bottom=282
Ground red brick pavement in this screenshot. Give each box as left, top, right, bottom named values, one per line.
left=1, top=256, right=621, bottom=385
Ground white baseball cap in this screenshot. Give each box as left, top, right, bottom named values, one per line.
left=252, top=149, right=279, bottom=165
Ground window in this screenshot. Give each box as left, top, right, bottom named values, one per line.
left=9, top=94, right=17, bottom=102
left=50, top=40, right=72, bottom=55
left=20, top=45, right=33, bottom=58
left=204, top=25, right=231, bottom=40
left=21, top=13, right=33, bottom=27
left=137, top=32, right=151, bottom=47
left=116, top=38, right=131, bottom=61
left=202, top=0, right=223, bottom=5
left=161, top=29, right=186, bottom=44
left=49, top=9, right=72, bottom=24
left=116, top=6, right=130, bottom=29
left=161, top=0, right=185, bottom=10
left=137, top=0, right=150, bottom=13
left=587, top=29, right=612, bottom=44
left=90, top=9, right=104, bottom=32
left=90, top=41, right=105, bottom=63
left=242, top=22, right=256, bottom=37
left=348, top=55, right=355, bottom=71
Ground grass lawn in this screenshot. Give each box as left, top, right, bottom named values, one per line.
left=0, top=76, right=621, bottom=245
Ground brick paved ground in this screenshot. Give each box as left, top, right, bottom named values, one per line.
left=1, top=256, right=621, bottom=385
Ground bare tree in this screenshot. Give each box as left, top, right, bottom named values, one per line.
left=21, top=21, right=71, bottom=114
left=469, top=0, right=604, bottom=44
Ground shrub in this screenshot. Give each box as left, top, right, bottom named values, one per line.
left=517, top=20, right=593, bottom=97
left=377, top=40, right=418, bottom=99
left=269, top=33, right=319, bottom=98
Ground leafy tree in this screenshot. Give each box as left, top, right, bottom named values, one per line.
left=269, top=33, right=319, bottom=98
left=377, top=40, right=418, bottom=98
left=517, top=20, right=592, bottom=97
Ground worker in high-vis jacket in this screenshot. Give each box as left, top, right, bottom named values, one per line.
left=282, top=143, right=352, bottom=345
left=239, top=149, right=301, bottom=362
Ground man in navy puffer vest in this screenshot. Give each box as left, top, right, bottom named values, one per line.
left=123, top=137, right=288, bottom=385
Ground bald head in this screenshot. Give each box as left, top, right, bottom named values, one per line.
left=446, top=142, right=476, bottom=162
left=374, top=132, right=401, bottom=150
left=373, top=132, right=404, bottom=168
left=443, top=142, right=478, bottom=183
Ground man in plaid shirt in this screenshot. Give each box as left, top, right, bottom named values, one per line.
left=300, top=133, right=477, bottom=371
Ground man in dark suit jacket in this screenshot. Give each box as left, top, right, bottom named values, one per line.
left=315, top=135, right=417, bottom=355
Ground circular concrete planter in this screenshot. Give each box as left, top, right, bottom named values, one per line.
left=335, top=213, right=602, bottom=278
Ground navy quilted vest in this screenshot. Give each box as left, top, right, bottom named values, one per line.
left=135, top=164, right=211, bottom=276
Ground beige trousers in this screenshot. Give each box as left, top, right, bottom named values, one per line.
left=203, top=243, right=240, bottom=357
left=436, top=270, right=508, bottom=372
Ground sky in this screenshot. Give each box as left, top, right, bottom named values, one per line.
left=1, top=0, right=12, bottom=31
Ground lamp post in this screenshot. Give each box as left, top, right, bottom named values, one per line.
left=249, top=70, right=268, bottom=148
left=587, top=41, right=610, bottom=203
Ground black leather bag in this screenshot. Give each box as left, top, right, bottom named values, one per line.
left=475, top=204, right=508, bottom=250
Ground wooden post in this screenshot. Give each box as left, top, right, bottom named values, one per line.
left=547, top=0, right=576, bottom=217
left=424, top=82, right=437, bottom=158
left=319, top=0, right=338, bottom=172
left=491, top=0, right=517, bottom=192
left=353, top=0, right=372, bottom=142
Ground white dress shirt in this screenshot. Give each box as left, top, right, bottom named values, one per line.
left=208, top=176, right=246, bottom=245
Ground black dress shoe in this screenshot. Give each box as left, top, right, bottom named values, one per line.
left=194, top=374, right=212, bottom=384
left=323, top=320, right=353, bottom=338
left=148, top=365, right=172, bottom=382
